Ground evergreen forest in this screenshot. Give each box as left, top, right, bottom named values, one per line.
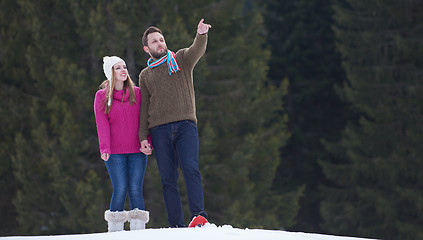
left=0, top=1, right=422, bottom=239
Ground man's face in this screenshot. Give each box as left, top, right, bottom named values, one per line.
left=144, top=32, right=168, bottom=59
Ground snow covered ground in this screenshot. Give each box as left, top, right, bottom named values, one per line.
left=1, top=223, right=375, bottom=240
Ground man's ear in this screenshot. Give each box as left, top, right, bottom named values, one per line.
left=143, top=46, right=150, bottom=53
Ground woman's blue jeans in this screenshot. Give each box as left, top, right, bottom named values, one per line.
left=150, top=120, right=206, bottom=227
left=105, top=152, right=147, bottom=211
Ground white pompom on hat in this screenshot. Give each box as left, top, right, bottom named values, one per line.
left=103, top=56, right=125, bottom=81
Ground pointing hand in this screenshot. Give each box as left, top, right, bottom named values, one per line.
left=197, top=19, right=212, bottom=35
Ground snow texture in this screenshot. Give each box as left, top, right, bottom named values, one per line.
left=1, top=223, right=376, bottom=240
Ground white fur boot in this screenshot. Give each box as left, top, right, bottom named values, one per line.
left=127, top=208, right=149, bottom=230
left=104, top=210, right=127, bottom=232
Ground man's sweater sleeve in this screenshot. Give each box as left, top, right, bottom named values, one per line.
left=139, top=71, right=151, bottom=142
left=94, top=90, right=111, bottom=154
left=182, top=33, right=208, bottom=69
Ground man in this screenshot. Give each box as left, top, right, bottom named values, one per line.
left=138, top=19, right=211, bottom=227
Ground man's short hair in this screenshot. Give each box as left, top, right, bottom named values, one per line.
left=142, top=26, right=162, bottom=47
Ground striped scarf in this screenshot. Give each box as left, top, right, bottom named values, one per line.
left=147, top=50, right=180, bottom=75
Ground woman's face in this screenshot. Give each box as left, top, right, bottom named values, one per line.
left=113, top=61, right=128, bottom=82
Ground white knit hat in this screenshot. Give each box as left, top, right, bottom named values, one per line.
left=103, top=56, right=125, bottom=106
left=103, top=56, right=125, bottom=81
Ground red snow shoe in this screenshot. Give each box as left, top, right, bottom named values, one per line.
left=188, top=215, right=208, bottom=228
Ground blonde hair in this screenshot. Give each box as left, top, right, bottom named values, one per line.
left=99, top=67, right=137, bottom=114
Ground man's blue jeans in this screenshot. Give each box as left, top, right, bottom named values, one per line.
left=151, top=120, right=206, bottom=227
left=105, top=152, right=147, bottom=211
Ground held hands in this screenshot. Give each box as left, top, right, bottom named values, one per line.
left=197, top=18, right=212, bottom=35
left=102, top=140, right=151, bottom=161
left=140, top=140, right=152, bottom=155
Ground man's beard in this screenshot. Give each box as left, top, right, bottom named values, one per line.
left=150, top=48, right=167, bottom=59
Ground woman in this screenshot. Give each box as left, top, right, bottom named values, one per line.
left=94, top=56, right=150, bottom=232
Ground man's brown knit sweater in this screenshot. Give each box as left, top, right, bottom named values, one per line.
left=138, top=33, right=207, bottom=141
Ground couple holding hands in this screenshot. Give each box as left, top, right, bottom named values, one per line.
left=94, top=19, right=212, bottom=232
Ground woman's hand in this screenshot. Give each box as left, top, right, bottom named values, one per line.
left=101, top=153, right=110, bottom=161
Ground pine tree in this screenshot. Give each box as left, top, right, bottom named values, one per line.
left=0, top=0, right=35, bottom=235
left=10, top=1, right=107, bottom=234
left=195, top=0, right=296, bottom=228
left=9, top=0, right=156, bottom=234
left=263, top=0, right=349, bottom=232
left=321, top=1, right=423, bottom=239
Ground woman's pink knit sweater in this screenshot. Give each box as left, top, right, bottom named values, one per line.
left=94, top=87, right=142, bottom=155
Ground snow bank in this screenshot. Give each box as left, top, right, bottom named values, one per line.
left=1, top=224, right=375, bottom=240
